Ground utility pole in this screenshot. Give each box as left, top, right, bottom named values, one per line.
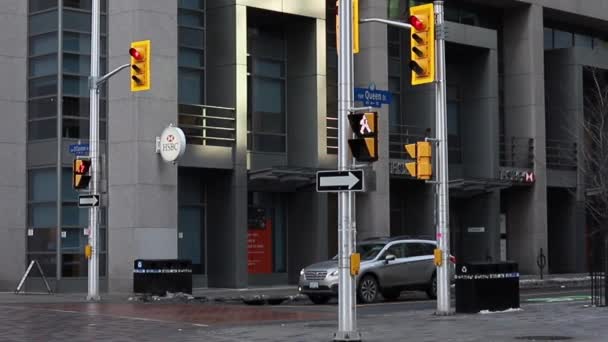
left=87, top=0, right=101, bottom=301
left=334, top=0, right=360, bottom=341
left=87, top=0, right=130, bottom=301
left=433, top=0, right=452, bottom=315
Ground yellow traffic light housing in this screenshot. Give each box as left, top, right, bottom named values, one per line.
left=335, top=0, right=360, bottom=54
left=73, top=157, right=92, bottom=189
left=350, top=252, right=361, bottom=276
left=434, top=248, right=442, bottom=266
left=129, top=40, right=151, bottom=92
left=404, top=141, right=433, bottom=180
left=409, top=3, right=435, bottom=85
left=348, top=111, right=378, bottom=162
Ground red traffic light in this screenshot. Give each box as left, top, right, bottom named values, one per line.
left=129, top=47, right=144, bottom=61
left=409, top=15, right=426, bottom=31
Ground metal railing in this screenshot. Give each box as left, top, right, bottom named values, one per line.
left=499, top=136, right=535, bottom=169
left=389, top=124, right=428, bottom=159
left=327, top=116, right=338, bottom=154
left=546, top=139, right=577, bottom=170
left=178, top=104, right=236, bottom=147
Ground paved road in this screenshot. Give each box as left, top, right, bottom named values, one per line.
left=0, top=287, right=604, bottom=342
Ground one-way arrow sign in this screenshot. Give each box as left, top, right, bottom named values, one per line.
left=317, top=170, right=364, bottom=192
left=79, top=194, right=100, bottom=207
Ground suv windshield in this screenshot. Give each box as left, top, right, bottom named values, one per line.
left=357, top=243, right=386, bottom=260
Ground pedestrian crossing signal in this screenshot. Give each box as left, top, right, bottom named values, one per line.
left=73, top=157, right=92, bottom=189
left=348, top=112, right=378, bottom=162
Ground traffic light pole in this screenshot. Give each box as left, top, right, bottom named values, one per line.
left=433, top=0, right=452, bottom=315
left=335, top=0, right=361, bottom=341
left=87, top=0, right=129, bottom=301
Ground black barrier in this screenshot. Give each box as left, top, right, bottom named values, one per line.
left=590, top=233, right=607, bottom=307
left=133, top=259, right=192, bottom=295
left=455, top=261, right=519, bottom=313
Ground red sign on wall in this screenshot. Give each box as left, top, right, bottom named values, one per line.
left=248, top=218, right=273, bottom=274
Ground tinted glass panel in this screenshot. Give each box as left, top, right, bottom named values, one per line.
left=30, top=0, right=58, bottom=12
left=254, top=60, right=283, bottom=78
left=179, top=9, right=205, bottom=27
left=252, top=134, right=285, bottom=153
left=29, top=97, right=57, bottom=119
left=252, top=112, right=284, bottom=133
left=61, top=228, right=87, bottom=251
left=178, top=0, right=205, bottom=10
left=63, top=76, right=88, bottom=96
left=253, top=78, right=283, bottom=113
left=29, top=75, right=57, bottom=97
left=554, top=30, right=573, bottom=49
left=178, top=48, right=204, bottom=68
left=27, top=254, right=57, bottom=277
left=27, top=228, right=57, bottom=252
left=29, top=11, right=58, bottom=35
left=61, top=169, right=79, bottom=201
left=63, top=96, right=89, bottom=118
left=63, top=0, right=91, bottom=10
left=28, top=118, right=57, bottom=140
left=63, top=10, right=91, bottom=32
left=29, top=32, right=57, bottom=56
left=63, top=118, right=89, bottom=138
left=29, top=54, right=57, bottom=77
left=178, top=68, right=204, bottom=104
left=357, top=243, right=385, bottom=261
left=29, top=169, right=56, bottom=201
left=179, top=27, right=204, bottom=48
left=30, top=204, right=57, bottom=227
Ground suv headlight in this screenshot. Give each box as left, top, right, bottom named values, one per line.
left=300, top=268, right=305, bottom=276
left=329, top=269, right=338, bottom=277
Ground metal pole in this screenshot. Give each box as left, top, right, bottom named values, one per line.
left=434, top=0, right=451, bottom=315
left=87, top=0, right=101, bottom=301
left=334, top=0, right=360, bottom=341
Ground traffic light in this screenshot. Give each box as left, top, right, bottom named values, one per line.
left=404, top=141, right=432, bottom=180
left=73, top=157, right=92, bottom=189
left=335, top=0, right=360, bottom=54
left=348, top=111, right=378, bottom=162
left=408, top=3, right=435, bottom=85
left=129, top=40, right=151, bottom=92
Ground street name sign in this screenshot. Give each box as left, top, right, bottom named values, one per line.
left=317, top=170, right=364, bottom=192
left=69, top=143, right=90, bottom=156
left=79, top=194, right=100, bottom=207
left=354, top=84, right=392, bottom=108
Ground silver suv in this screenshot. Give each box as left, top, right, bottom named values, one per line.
left=298, top=237, right=454, bottom=304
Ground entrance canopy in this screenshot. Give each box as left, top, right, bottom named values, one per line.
left=248, top=166, right=319, bottom=192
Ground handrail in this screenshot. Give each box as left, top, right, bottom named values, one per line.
left=178, top=103, right=237, bottom=146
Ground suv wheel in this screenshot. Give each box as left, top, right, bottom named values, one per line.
left=426, top=273, right=437, bottom=299
left=308, top=295, right=330, bottom=305
left=357, top=275, right=379, bottom=304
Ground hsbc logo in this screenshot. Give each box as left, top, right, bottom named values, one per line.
left=499, top=168, right=535, bottom=184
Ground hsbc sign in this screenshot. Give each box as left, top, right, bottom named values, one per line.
left=156, top=124, right=187, bottom=162
left=499, top=167, right=535, bottom=184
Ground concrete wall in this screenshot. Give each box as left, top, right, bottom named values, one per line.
left=0, top=0, right=27, bottom=290
left=502, top=4, right=548, bottom=275
left=107, top=0, right=179, bottom=292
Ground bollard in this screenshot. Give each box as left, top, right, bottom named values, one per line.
left=536, top=248, right=546, bottom=280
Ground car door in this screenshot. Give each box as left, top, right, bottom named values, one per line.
left=401, top=242, right=435, bottom=286
left=374, top=242, right=407, bottom=288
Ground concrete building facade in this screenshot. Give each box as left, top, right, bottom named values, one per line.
left=1, top=0, right=607, bottom=292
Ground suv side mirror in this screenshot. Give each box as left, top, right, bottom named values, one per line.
left=384, top=254, right=396, bottom=263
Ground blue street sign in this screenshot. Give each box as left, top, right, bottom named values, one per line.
left=69, top=143, right=89, bottom=156
left=354, top=84, right=392, bottom=108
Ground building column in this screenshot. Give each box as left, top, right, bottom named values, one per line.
left=107, top=1, right=179, bottom=292
left=0, top=0, right=26, bottom=290
left=502, top=4, right=548, bottom=275
left=354, top=0, right=390, bottom=239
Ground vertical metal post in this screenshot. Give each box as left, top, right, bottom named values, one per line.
left=334, top=0, right=361, bottom=341
left=87, top=0, right=101, bottom=301
left=434, top=0, right=451, bottom=315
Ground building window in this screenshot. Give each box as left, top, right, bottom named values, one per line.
left=178, top=0, right=205, bottom=105
left=247, top=26, right=287, bottom=153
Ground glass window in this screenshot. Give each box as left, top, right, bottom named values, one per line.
left=63, top=76, right=88, bottom=97
left=29, top=0, right=58, bottom=12
left=179, top=9, right=205, bottom=27
left=29, top=204, right=57, bottom=227
left=383, top=243, right=405, bottom=258
left=27, top=228, right=57, bottom=252
left=61, top=169, right=79, bottom=201
left=63, top=0, right=91, bottom=10
left=63, top=96, right=89, bottom=118
left=29, top=97, right=57, bottom=119
left=178, top=0, right=205, bottom=10
left=253, top=78, right=284, bottom=113
left=29, top=32, right=57, bottom=56
left=29, top=75, right=57, bottom=97
left=252, top=134, right=285, bottom=153
left=254, top=60, right=283, bottom=78
left=178, top=68, right=204, bottom=104
left=575, top=34, right=593, bottom=49
left=63, top=10, right=91, bottom=32
left=29, top=169, right=57, bottom=202
left=357, top=243, right=386, bottom=261
left=28, top=118, right=57, bottom=140
left=178, top=206, right=203, bottom=266
left=29, top=11, right=58, bottom=35
left=251, top=112, right=284, bottom=133
left=406, top=243, right=433, bottom=257
left=61, top=228, right=87, bottom=251
left=179, top=27, right=205, bottom=48
left=553, top=30, right=573, bottom=49
left=63, top=118, right=89, bottom=139
left=544, top=28, right=553, bottom=50
left=64, top=32, right=105, bottom=54
left=178, top=48, right=204, bottom=68
left=29, top=54, right=57, bottom=77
